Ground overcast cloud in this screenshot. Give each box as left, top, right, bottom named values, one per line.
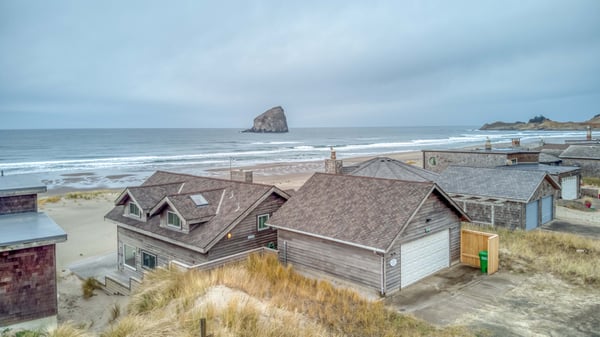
left=1, top=1, right=599, bottom=128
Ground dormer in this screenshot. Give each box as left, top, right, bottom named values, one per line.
left=115, top=188, right=149, bottom=222
left=149, top=189, right=222, bottom=234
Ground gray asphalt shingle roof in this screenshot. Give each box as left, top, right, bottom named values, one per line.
left=559, top=145, right=600, bottom=160
left=268, top=173, right=462, bottom=252
left=436, top=166, right=557, bottom=202
left=106, top=171, right=287, bottom=252
left=348, top=157, right=439, bottom=182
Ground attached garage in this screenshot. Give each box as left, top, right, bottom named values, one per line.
left=526, top=200, right=539, bottom=230
left=401, top=229, right=449, bottom=288
left=541, top=196, right=553, bottom=224
left=561, top=176, right=578, bottom=200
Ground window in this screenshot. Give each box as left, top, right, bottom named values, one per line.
left=167, top=211, right=181, bottom=229
left=257, top=214, right=269, bottom=231
left=124, top=244, right=136, bottom=269
left=142, top=251, right=157, bottom=269
left=129, top=202, right=141, bottom=218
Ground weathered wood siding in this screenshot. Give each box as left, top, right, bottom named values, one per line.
left=0, top=245, right=57, bottom=326
left=208, top=193, right=285, bottom=260
left=423, top=151, right=511, bottom=173
left=278, top=230, right=382, bottom=290
left=492, top=201, right=523, bottom=230
left=0, top=194, right=37, bottom=215
left=117, top=227, right=208, bottom=279
left=508, top=153, right=540, bottom=164
left=561, top=158, right=600, bottom=177
left=385, top=192, right=461, bottom=293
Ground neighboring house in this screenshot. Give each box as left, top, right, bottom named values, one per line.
left=346, top=157, right=439, bottom=182
left=0, top=176, right=67, bottom=331
left=496, top=164, right=581, bottom=200
left=422, top=148, right=540, bottom=173
left=437, top=166, right=560, bottom=231
left=559, top=145, right=600, bottom=177
left=105, top=171, right=289, bottom=280
left=268, top=173, right=470, bottom=295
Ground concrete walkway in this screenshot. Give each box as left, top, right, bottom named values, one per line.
left=68, top=252, right=118, bottom=282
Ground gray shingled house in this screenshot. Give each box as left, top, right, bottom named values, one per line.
left=437, top=166, right=560, bottom=230
left=496, top=163, right=581, bottom=200
left=422, top=148, right=540, bottom=173
left=559, top=145, right=600, bottom=177
left=1, top=176, right=67, bottom=331
left=268, top=173, right=470, bottom=295
left=105, top=171, right=289, bottom=280
left=346, top=157, right=439, bottom=182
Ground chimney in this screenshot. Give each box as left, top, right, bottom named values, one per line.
left=587, top=125, right=592, bottom=141
left=325, top=147, right=343, bottom=174
left=484, top=137, right=492, bottom=151
left=230, top=169, right=253, bottom=183
left=511, top=138, right=521, bottom=148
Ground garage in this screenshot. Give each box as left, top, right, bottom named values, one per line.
left=526, top=200, right=539, bottom=231
left=541, top=196, right=553, bottom=224
left=561, top=176, right=578, bottom=200
left=401, top=229, right=449, bottom=288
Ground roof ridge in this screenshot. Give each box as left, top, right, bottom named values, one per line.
left=154, top=170, right=277, bottom=188
left=314, top=172, right=435, bottom=186
left=129, top=181, right=185, bottom=189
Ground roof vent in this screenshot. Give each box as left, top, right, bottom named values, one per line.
left=190, top=194, right=208, bottom=206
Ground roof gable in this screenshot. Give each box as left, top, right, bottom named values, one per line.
left=437, top=166, right=558, bottom=202
left=348, top=157, right=439, bottom=182
left=268, top=173, right=446, bottom=252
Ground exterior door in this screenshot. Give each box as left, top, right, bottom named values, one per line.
left=526, top=200, right=539, bottom=230
left=541, top=196, right=553, bottom=224
left=401, top=229, right=449, bottom=288
left=561, top=176, right=577, bottom=200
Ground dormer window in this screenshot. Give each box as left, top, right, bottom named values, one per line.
left=129, top=202, right=141, bottom=218
left=167, top=211, right=182, bottom=229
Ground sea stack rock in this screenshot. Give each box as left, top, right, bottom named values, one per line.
left=243, top=106, right=289, bottom=133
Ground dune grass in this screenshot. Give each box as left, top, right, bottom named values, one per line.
left=103, top=253, right=472, bottom=337
left=64, top=190, right=116, bottom=201
left=582, top=176, right=600, bottom=187
left=463, top=223, right=600, bottom=285
left=38, top=195, right=62, bottom=207
left=82, top=277, right=102, bottom=299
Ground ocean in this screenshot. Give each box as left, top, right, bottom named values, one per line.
left=0, top=127, right=589, bottom=191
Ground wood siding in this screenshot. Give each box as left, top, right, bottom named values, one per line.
left=0, top=194, right=37, bottom=215
left=561, top=158, right=600, bottom=177
left=208, top=194, right=285, bottom=260
left=117, top=227, right=209, bottom=279
left=278, top=230, right=382, bottom=290
left=0, top=245, right=57, bottom=326
left=423, top=151, right=513, bottom=173
left=385, top=192, right=461, bottom=293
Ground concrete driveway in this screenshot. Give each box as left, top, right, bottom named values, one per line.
left=542, top=220, right=600, bottom=239
left=385, top=264, right=600, bottom=336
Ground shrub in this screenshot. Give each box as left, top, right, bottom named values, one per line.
left=82, top=277, right=102, bottom=299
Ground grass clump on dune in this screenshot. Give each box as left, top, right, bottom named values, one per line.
left=109, top=253, right=472, bottom=337
left=463, top=223, right=600, bottom=285
left=64, top=190, right=115, bottom=201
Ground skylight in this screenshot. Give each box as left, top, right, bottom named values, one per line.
left=190, top=194, right=208, bottom=206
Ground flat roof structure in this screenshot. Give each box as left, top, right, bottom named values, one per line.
left=0, top=212, right=67, bottom=251
left=423, top=148, right=539, bottom=154
left=0, top=175, right=46, bottom=197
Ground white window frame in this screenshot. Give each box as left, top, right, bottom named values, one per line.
left=141, top=251, right=157, bottom=270
left=123, top=244, right=136, bottom=270
left=129, top=202, right=141, bottom=218
left=167, top=211, right=182, bottom=229
left=257, top=213, right=270, bottom=231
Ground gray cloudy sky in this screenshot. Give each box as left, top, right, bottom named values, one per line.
left=1, top=1, right=599, bottom=129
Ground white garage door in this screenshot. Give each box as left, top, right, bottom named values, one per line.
left=401, top=229, right=449, bottom=288
left=541, top=196, right=553, bottom=224
left=561, top=176, right=578, bottom=200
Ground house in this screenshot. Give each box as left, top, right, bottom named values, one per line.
left=0, top=176, right=67, bottom=331
left=346, top=157, right=439, bottom=182
left=422, top=148, right=540, bottom=173
left=496, top=163, right=581, bottom=200
left=267, top=173, right=470, bottom=295
left=436, top=166, right=560, bottom=230
left=104, top=171, right=289, bottom=281
left=559, top=145, right=600, bottom=177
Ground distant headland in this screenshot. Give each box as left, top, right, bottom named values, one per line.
left=480, top=114, right=600, bottom=130
left=242, top=106, right=289, bottom=133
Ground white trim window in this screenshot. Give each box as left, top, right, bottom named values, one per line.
left=129, top=202, right=141, bottom=218
left=141, top=251, right=157, bottom=269
left=124, top=244, right=136, bottom=270
left=257, top=214, right=270, bottom=231
left=167, top=211, right=182, bottom=229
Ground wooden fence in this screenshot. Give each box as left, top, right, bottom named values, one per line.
left=460, top=228, right=499, bottom=275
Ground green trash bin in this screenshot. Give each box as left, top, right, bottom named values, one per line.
left=479, top=250, right=488, bottom=274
